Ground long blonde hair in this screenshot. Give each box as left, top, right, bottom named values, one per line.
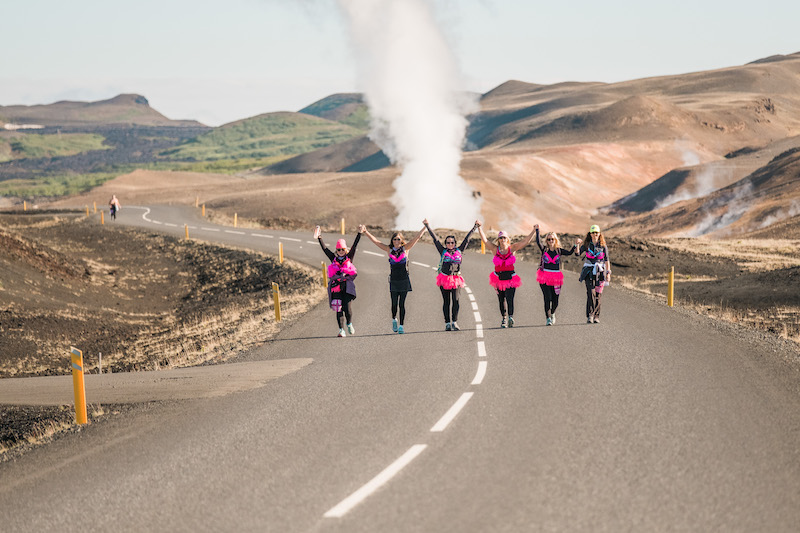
left=544, top=232, right=561, bottom=250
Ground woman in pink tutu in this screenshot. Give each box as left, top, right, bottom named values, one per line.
left=423, top=218, right=479, bottom=331
left=477, top=223, right=537, bottom=328
left=535, top=225, right=581, bottom=326
left=315, top=224, right=363, bottom=337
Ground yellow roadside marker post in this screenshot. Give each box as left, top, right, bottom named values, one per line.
left=341, top=218, right=345, bottom=235
left=23, top=200, right=27, bottom=211
left=101, top=211, right=104, bottom=225
left=202, top=204, right=206, bottom=217
left=85, top=205, right=89, bottom=216
left=70, top=347, right=89, bottom=425
left=185, top=224, right=189, bottom=240
left=322, top=261, right=328, bottom=287
left=279, top=242, right=284, bottom=263
left=234, top=213, right=238, bottom=228
left=481, top=240, right=485, bottom=254
left=195, top=196, right=199, bottom=208
left=272, top=282, right=282, bottom=322
left=93, top=201, right=97, bottom=213
left=668, top=266, right=674, bottom=307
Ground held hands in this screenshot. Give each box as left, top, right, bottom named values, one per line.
left=534, top=224, right=539, bottom=231
left=357, top=224, right=366, bottom=234
left=422, top=218, right=429, bottom=226
left=313, top=225, right=321, bottom=239
left=575, top=238, right=583, bottom=247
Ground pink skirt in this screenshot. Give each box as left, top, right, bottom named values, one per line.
left=489, top=272, right=521, bottom=291
left=436, top=273, right=465, bottom=290
left=536, top=269, right=564, bottom=286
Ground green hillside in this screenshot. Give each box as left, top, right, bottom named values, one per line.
left=299, top=94, right=371, bottom=130
left=0, top=133, right=109, bottom=162
left=162, top=112, right=365, bottom=161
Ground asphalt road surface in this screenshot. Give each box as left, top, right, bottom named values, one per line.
left=1, top=205, right=798, bottom=532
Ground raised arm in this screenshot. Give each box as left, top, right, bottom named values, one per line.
left=423, top=219, right=444, bottom=254
left=458, top=221, right=479, bottom=251
left=363, top=228, right=391, bottom=253
left=509, top=225, right=537, bottom=254
left=315, top=225, right=336, bottom=262
left=348, top=227, right=364, bottom=260
left=477, top=222, right=498, bottom=253
left=405, top=227, right=427, bottom=252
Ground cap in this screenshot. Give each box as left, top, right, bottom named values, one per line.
left=497, top=231, right=508, bottom=239
left=589, top=225, right=601, bottom=233
left=335, top=239, right=347, bottom=249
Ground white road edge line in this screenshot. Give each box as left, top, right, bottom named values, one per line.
left=306, top=240, right=317, bottom=244
left=225, top=230, right=246, bottom=235
left=164, top=223, right=177, bottom=227
left=464, top=287, right=472, bottom=294
left=472, top=361, right=487, bottom=385
left=363, top=250, right=383, bottom=257
left=152, top=220, right=163, bottom=225
left=201, top=227, right=220, bottom=232
left=411, top=261, right=430, bottom=268
left=252, top=234, right=273, bottom=238
left=477, top=341, right=486, bottom=357
left=476, top=324, right=483, bottom=338
left=431, top=392, right=474, bottom=432
left=471, top=302, right=479, bottom=310
left=323, top=444, right=428, bottom=518
left=280, top=237, right=302, bottom=242
left=468, top=294, right=476, bottom=302
left=473, top=311, right=482, bottom=323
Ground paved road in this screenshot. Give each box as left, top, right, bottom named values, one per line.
left=1, top=205, right=799, bottom=532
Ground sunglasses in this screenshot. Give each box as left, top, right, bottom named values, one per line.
left=336, top=248, right=345, bottom=251
left=546, top=238, right=554, bottom=241
left=392, top=238, right=401, bottom=241
left=590, top=232, right=599, bottom=235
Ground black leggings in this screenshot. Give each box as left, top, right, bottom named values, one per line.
left=496, top=288, right=516, bottom=317
left=391, top=291, right=408, bottom=325
left=539, top=284, right=560, bottom=318
left=335, top=294, right=354, bottom=329
left=440, top=287, right=461, bottom=323
left=585, top=277, right=602, bottom=318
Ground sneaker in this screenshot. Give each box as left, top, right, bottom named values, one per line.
left=508, top=316, right=515, bottom=328
left=501, top=316, right=507, bottom=328
left=347, top=323, right=355, bottom=335
left=551, top=314, right=556, bottom=325
left=451, top=321, right=460, bottom=331
left=546, top=317, right=552, bottom=326
left=587, top=317, right=593, bottom=324
left=445, top=322, right=452, bottom=331
left=338, top=328, right=347, bottom=337
left=392, top=319, right=398, bottom=332
left=398, top=325, right=404, bottom=334
left=592, top=317, right=600, bottom=324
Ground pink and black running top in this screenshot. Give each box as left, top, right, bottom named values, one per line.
left=388, top=247, right=409, bottom=281
left=425, top=223, right=476, bottom=276
left=535, top=229, right=576, bottom=272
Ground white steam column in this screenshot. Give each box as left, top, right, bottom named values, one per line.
left=337, top=0, right=481, bottom=229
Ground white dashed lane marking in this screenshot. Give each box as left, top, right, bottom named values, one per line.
left=477, top=341, right=486, bottom=357
left=471, top=361, right=487, bottom=385
left=201, top=227, right=220, bottom=232
left=363, top=250, right=383, bottom=257
left=324, top=445, right=428, bottom=518
left=253, top=234, right=274, bottom=238
left=476, top=324, right=483, bottom=338
left=431, top=393, right=474, bottom=432
left=225, top=230, right=246, bottom=235
left=280, top=237, right=301, bottom=242
left=473, top=311, right=481, bottom=322
left=411, top=261, right=430, bottom=268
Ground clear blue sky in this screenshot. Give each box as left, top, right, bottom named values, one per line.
left=1, top=0, right=798, bottom=126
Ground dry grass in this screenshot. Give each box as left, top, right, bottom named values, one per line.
left=654, top=238, right=800, bottom=272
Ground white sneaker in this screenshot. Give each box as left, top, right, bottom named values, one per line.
left=551, top=314, right=556, bottom=325
left=451, top=322, right=460, bottom=331
left=347, top=323, right=355, bottom=335
left=500, top=316, right=507, bottom=328
left=338, top=328, right=346, bottom=337
left=508, top=316, right=515, bottom=328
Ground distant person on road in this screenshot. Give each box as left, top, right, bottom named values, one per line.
left=578, top=224, right=611, bottom=324
left=316, top=224, right=363, bottom=337
left=477, top=222, right=537, bottom=328
left=362, top=226, right=426, bottom=334
left=424, top=218, right=479, bottom=331
left=109, top=195, right=121, bottom=220
left=534, top=225, right=581, bottom=326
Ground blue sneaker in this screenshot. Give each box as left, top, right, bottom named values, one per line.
left=392, top=319, right=398, bottom=332
left=398, top=325, right=404, bottom=334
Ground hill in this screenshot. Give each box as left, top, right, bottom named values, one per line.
left=299, top=93, right=370, bottom=130
left=0, top=94, right=202, bottom=128
left=162, top=112, right=365, bottom=162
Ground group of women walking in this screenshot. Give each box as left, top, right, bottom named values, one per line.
left=316, top=221, right=610, bottom=336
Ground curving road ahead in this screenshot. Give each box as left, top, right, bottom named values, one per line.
left=1, top=205, right=799, bottom=532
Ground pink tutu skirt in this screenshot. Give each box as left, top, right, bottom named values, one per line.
left=489, top=272, right=522, bottom=291
left=536, top=269, right=563, bottom=287
left=436, top=273, right=465, bottom=290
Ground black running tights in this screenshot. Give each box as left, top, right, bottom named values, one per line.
left=539, top=284, right=559, bottom=318
left=496, top=288, right=516, bottom=317
left=335, top=294, right=354, bottom=329
left=440, top=287, right=461, bottom=323
left=391, top=291, right=408, bottom=325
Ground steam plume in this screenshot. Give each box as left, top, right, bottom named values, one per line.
left=336, top=0, right=481, bottom=230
